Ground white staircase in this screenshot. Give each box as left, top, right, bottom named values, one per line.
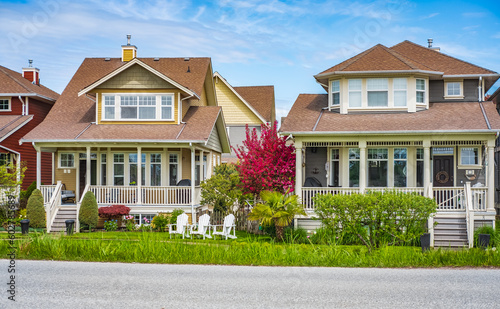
left=433, top=216, right=468, bottom=248
left=49, top=207, right=77, bottom=233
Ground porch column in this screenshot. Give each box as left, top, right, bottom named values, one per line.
left=201, top=151, right=205, bottom=182
left=137, top=146, right=142, bottom=205
left=35, top=145, right=41, bottom=190
left=190, top=146, right=196, bottom=224
left=359, top=141, right=366, bottom=194
left=487, top=144, right=495, bottom=212
left=86, top=146, right=91, bottom=188
left=423, top=140, right=432, bottom=198
left=107, top=147, right=112, bottom=186
left=295, top=141, right=302, bottom=200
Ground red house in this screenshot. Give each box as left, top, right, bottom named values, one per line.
left=0, top=61, right=59, bottom=189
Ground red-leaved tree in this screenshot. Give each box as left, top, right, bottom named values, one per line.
left=98, top=204, right=131, bottom=221
left=234, top=121, right=295, bottom=196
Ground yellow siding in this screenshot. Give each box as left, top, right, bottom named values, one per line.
left=54, top=151, right=77, bottom=192
left=122, top=49, right=135, bottom=62
left=95, top=89, right=180, bottom=125
left=181, top=148, right=191, bottom=180
left=99, top=64, right=175, bottom=89
left=215, top=80, right=262, bottom=125
left=182, top=100, right=190, bottom=119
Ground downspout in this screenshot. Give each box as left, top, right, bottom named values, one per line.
left=18, top=96, right=25, bottom=115
left=478, top=76, right=483, bottom=102
left=180, top=93, right=196, bottom=124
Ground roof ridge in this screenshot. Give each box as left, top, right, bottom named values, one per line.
left=381, top=45, right=422, bottom=70
left=0, top=66, right=34, bottom=94
left=391, top=40, right=497, bottom=74
left=335, top=44, right=382, bottom=72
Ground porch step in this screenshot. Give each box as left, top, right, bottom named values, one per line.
left=433, top=216, right=468, bottom=248
left=49, top=208, right=77, bottom=233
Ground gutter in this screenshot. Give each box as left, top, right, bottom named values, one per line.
left=20, top=138, right=206, bottom=144
left=280, top=129, right=500, bottom=136
left=314, top=70, right=444, bottom=79
left=0, top=93, right=56, bottom=102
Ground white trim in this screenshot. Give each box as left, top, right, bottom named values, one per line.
left=0, top=115, right=33, bottom=142
left=59, top=152, right=76, bottom=169
left=315, top=70, right=444, bottom=79
left=0, top=97, right=12, bottom=112
left=213, top=72, right=267, bottom=124
left=444, top=80, right=464, bottom=99
left=0, top=93, right=56, bottom=102
left=77, top=58, right=197, bottom=98
left=101, top=93, right=175, bottom=121
left=458, top=146, right=482, bottom=169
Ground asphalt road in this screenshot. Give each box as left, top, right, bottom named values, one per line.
left=1, top=259, right=499, bottom=309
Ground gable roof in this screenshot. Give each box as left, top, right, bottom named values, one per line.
left=0, top=115, right=33, bottom=142
left=315, top=40, right=499, bottom=91
left=280, top=94, right=500, bottom=134
left=0, top=65, right=59, bottom=102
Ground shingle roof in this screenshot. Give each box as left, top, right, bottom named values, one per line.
left=233, top=85, right=275, bottom=123
left=280, top=94, right=500, bottom=134
left=0, top=115, right=32, bottom=141
left=0, top=65, right=59, bottom=101
left=22, top=57, right=218, bottom=142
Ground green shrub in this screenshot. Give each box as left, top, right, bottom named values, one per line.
left=314, top=191, right=437, bottom=252
left=152, top=215, right=169, bottom=232
left=169, top=209, right=184, bottom=225
left=26, top=189, right=46, bottom=228
left=283, top=227, right=308, bottom=244
left=474, top=225, right=497, bottom=248
left=104, top=220, right=118, bottom=232
left=79, top=191, right=98, bottom=230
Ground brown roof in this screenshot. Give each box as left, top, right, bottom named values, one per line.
left=0, top=115, right=32, bottom=141
left=22, top=57, right=218, bottom=142
left=0, top=65, right=59, bottom=101
left=233, top=85, right=275, bottom=123
left=280, top=94, right=500, bottom=134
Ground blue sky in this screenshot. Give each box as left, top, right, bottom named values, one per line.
left=1, top=0, right=500, bottom=122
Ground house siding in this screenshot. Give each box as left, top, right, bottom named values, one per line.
left=99, top=64, right=176, bottom=89
left=215, top=80, right=262, bottom=125
left=429, top=79, right=479, bottom=102
left=206, top=126, right=222, bottom=154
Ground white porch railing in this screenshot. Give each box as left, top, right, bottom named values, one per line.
left=433, top=187, right=465, bottom=211
left=471, top=187, right=487, bottom=211
left=40, top=185, right=57, bottom=205
left=45, top=182, right=62, bottom=233
left=89, top=185, right=200, bottom=206
left=367, top=187, right=425, bottom=195
left=302, top=187, right=360, bottom=210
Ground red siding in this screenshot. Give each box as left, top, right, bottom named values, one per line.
left=1, top=97, right=23, bottom=115
left=1, top=97, right=53, bottom=189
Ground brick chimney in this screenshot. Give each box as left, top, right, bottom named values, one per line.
left=22, top=59, right=40, bottom=85
left=121, top=34, right=137, bottom=62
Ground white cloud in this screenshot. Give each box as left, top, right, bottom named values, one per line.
left=422, top=12, right=439, bottom=19
left=462, top=12, right=486, bottom=18
left=493, top=32, right=500, bottom=39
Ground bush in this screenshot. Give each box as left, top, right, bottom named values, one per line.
left=124, top=215, right=136, bottom=231
left=152, top=214, right=169, bottom=232
left=314, top=191, right=437, bottom=252
left=103, top=219, right=118, bottom=232
left=26, top=189, right=46, bottom=228
left=79, top=191, right=98, bottom=230
left=474, top=225, right=497, bottom=248
left=19, top=181, right=39, bottom=209
left=98, top=204, right=130, bottom=220
left=169, top=209, right=184, bottom=225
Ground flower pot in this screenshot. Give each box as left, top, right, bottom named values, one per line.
left=478, top=234, right=490, bottom=249
left=420, top=233, right=431, bottom=252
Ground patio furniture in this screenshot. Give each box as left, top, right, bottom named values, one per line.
left=61, top=184, right=75, bottom=203
left=190, top=213, right=212, bottom=239
left=212, top=213, right=237, bottom=240
left=169, top=213, right=189, bottom=239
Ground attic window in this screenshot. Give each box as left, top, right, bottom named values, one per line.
left=444, top=81, right=464, bottom=99
left=102, top=93, right=174, bottom=121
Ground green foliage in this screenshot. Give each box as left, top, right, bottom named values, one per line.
left=79, top=191, right=99, bottom=230
left=474, top=225, right=497, bottom=248
left=104, top=220, right=118, bottom=232
left=124, top=215, right=136, bottom=231
left=314, top=191, right=437, bottom=252
left=26, top=189, right=46, bottom=228
left=20, top=181, right=38, bottom=203
left=0, top=163, right=26, bottom=220
left=201, top=163, right=250, bottom=214
left=248, top=191, right=306, bottom=241
left=152, top=215, right=169, bottom=232
left=169, top=209, right=184, bottom=225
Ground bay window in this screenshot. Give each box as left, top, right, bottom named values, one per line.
left=331, top=80, right=340, bottom=106
left=367, top=78, right=388, bottom=107
left=393, top=78, right=407, bottom=107
left=348, top=79, right=362, bottom=107
left=416, top=79, right=426, bottom=103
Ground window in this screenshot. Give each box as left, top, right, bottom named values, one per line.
left=416, top=79, right=426, bottom=104
left=393, top=148, right=407, bottom=187
left=330, top=149, right=340, bottom=187
left=129, top=153, right=146, bottom=185
left=113, top=154, right=125, bottom=185
left=101, top=154, right=107, bottom=185
left=348, top=79, right=362, bottom=107
left=0, top=99, right=10, bottom=111
left=416, top=149, right=424, bottom=187
left=367, top=78, right=388, bottom=107
left=150, top=153, right=162, bottom=186
left=348, top=148, right=360, bottom=187
left=446, top=82, right=461, bottom=96
left=368, top=148, right=388, bottom=187
left=393, top=78, right=407, bottom=107
left=0, top=153, right=11, bottom=166
left=134, top=214, right=155, bottom=225
left=169, top=154, right=179, bottom=186
left=102, top=94, right=175, bottom=121
left=331, top=80, right=340, bottom=106
left=460, top=147, right=479, bottom=165
left=60, top=153, right=75, bottom=168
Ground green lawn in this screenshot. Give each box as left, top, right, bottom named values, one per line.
left=2, top=230, right=500, bottom=267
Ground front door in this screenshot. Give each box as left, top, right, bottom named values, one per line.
left=433, top=155, right=454, bottom=187
left=79, top=160, right=97, bottom=194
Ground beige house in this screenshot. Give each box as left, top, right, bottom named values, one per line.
left=281, top=40, right=500, bottom=248
left=22, top=37, right=230, bottom=231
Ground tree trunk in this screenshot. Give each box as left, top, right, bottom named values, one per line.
left=275, top=225, right=284, bottom=242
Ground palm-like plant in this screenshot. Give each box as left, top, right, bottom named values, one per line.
left=248, top=190, right=306, bottom=241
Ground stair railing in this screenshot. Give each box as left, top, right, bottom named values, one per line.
left=46, top=181, right=63, bottom=233
left=76, top=183, right=91, bottom=233
left=464, top=182, right=474, bottom=248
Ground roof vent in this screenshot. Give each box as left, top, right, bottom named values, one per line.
left=184, top=57, right=190, bottom=61
left=427, top=38, right=440, bottom=52
left=121, top=34, right=137, bottom=62
left=154, top=57, right=160, bottom=61
left=187, top=66, right=191, bottom=73
left=104, top=57, right=110, bottom=61
left=22, top=59, right=40, bottom=85
left=126, top=34, right=131, bottom=46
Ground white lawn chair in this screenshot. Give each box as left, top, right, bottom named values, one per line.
left=190, top=214, right=212, bottom=239
left=212, top=214, right=237, bottom=240
left=169, top=213, right=189, bottom=239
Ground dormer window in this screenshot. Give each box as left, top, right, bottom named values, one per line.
left=444, top=81, right=464, bottom=99
left=102, top=93, right=175, bottom=121
left=331, top=80, right=340, bottom=105
left=367, top=78, right=388, bottom=107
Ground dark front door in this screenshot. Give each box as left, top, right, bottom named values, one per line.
left=433, top=155, right=454, bottom=187
left=79, top=160, right=97, bottom=195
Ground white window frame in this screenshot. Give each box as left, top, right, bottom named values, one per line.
left=59, top=153, right=75, bottom=168
left=168, top=152, right=180, bottom=186
left=367, top=78, right=389, bottom=107
left=0, top=97, right=11, bottom=112
left=444, top=81, right=464, bottom=99
left=393, top=148, right=407, bottom=187
left=416, top=79, right=426, bottom=104
left=330, top=80, right=340, bottom=107
left=393, top=78, right=407, bottom=107
left=101, top=93, right=175, bottom=121
left=367, top=148, right=389, bottom=187
left=330, top=148, right=340, bottom=187
left=348, top=79, right=362, bottom=108
left=348, top=148, right=360, bottom=187
left=459, top=147, right=481, bottom=167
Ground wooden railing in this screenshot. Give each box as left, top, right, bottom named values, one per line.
left=367, top=187, right=425, bottom=195
left=471, top=187, right=487, bottom=211
left=45, top=182, right=62, bottom=233
left=433, top=187, right=465, bottom=211
left=302, top=187, right=360, bottom=210
left=40, top=185, right=57, bottom=205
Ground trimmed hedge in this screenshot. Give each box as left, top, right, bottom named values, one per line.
left=79, top=191, right=98, bottom=230
left=26, top=189, right=46, bottom=228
